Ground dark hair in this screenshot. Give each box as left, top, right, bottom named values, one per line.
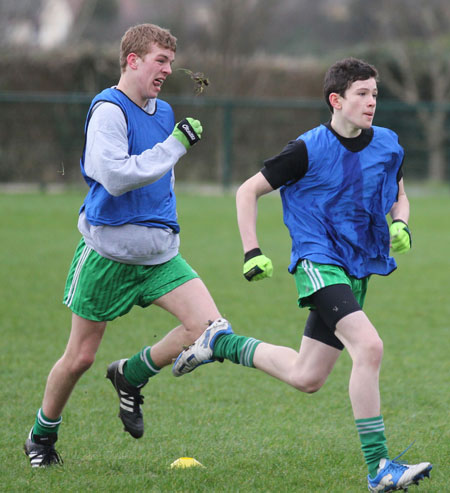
left=323, top=57, right=378, bottom=113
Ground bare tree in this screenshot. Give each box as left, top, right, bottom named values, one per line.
left=0, top=0, right=42, bottom=46
left=351, top=0, right=450, bottom=181
left=168, top=0, right=281, bottom=96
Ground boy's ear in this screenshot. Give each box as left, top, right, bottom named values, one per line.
left=126, top=52, right=139, bottom=70
left=329, top=92, right=342, bottom=111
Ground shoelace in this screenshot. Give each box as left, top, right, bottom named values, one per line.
left=37, top=446, right=63, bottom=466
left=122, top=390, right=144, bottom=412
left=391, top=440, right=416, bottom=465
left=132, top=393, right=144, bottom=411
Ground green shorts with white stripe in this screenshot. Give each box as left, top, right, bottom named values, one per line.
left=293, top=259, right=368, bottom=309
left=63, top=237, right=198, bottom=322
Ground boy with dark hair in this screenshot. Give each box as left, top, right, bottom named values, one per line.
left=173, top=57, right=432, bottom=492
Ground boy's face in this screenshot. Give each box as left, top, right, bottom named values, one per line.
left=134, top=42, right=175, bottom=99
left=338, top=78, right=378, bottom=130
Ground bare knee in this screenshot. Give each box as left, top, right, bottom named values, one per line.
left=182, top=321, right=206, bottom=340
left=64, top=315, right=105, bottom=376
left=288, top=373, right=325, bottom=394
left=183, top=316, right=224, bottom=340
left=355, top=337, right=384, bottom=369
left=62, top=350, right=96, bottom=377
left=367, top=336, right=383, bottom=366
left=76, top=352, right=96, bottom=373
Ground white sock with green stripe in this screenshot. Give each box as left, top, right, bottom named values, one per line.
left=212, top=334, right=261, bottom=367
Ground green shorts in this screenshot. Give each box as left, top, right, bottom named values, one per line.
left=293, top=259, right=368, bottom=309
left=63, top=238, right=199, bottom=322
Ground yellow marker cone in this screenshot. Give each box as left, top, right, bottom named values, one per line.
left=170, top=457, right=204, bottom=469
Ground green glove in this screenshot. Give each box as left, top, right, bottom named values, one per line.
left=243, top=248, right=273, bottom=281
left=172, top=118, right=202, bottom=149
left=389, top=220, right=412, bottom=254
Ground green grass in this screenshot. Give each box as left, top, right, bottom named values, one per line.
left=0, top=189, right=449, bottom=492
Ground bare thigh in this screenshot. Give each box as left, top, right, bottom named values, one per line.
left=150, top=278, right=222, bottom=366
left=290, top=335, right=341, bottom=392
left=253, top=335, right=341, bottom=393
left=153, top=277, right=221, bottom=334
left=64, top=313, right=107, bottom=364
left=335, top=310, right=382, bottom=363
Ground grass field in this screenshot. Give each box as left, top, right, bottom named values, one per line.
left=0, top=189, right=449, bottom=492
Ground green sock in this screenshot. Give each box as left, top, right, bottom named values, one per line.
left=33, top=408, right=62, bottom=437
left=213, top=334, right=261, bottom=367
left=124, top=346, right=161, bottom=387
left=356, top=415, right=389, bottom=478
